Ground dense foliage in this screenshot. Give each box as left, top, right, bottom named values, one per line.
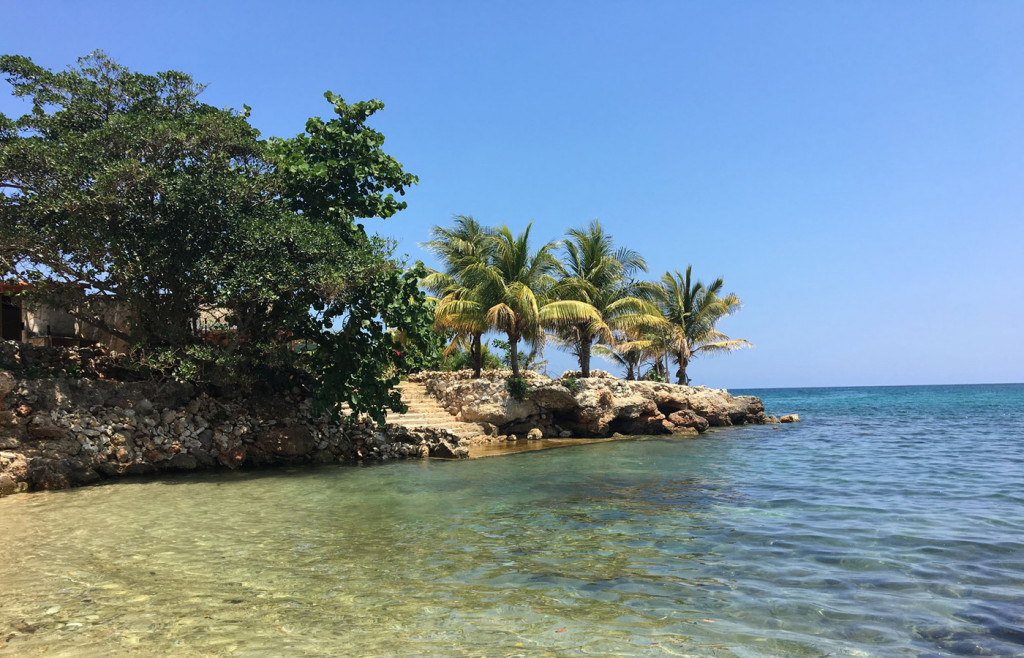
left=0, top=52, right=752, bottom=404
left=0, top=52, right=433, bottom=421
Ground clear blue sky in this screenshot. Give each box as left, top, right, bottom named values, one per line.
left=4, top=1, right=1023, bottom=387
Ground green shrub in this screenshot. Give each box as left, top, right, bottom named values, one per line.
left=562, top=376, right=580, bottom=394
left=506, top=376, right=531, bottom=401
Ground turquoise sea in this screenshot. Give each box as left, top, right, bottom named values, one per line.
left=1, top=383, right=1022, bottom=656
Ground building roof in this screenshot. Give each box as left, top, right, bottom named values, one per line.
left=0, top=282, right=31, bottom=295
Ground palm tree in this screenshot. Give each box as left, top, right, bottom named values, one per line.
left=421, top=215, right=494, bottom=377
left=466, top=223, right=600, bottom=378
left=557, top=221, right=663, bottom=377
left=493, top=338, right=548, bottom=374
left=653, top=266, right=752, bottom=385
left=593, top=342, right=648, bottom=381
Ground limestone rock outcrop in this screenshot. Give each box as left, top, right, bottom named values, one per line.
left=426, top=375, right=766, bottom=438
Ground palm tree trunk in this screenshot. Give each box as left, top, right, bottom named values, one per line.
left=626, top=363, right=635, bottom=381
left=471, top=332, right=483, bottom=378
left=509, top=334, right=521, bottom=378
left=676, top=352, right=689, bottom=385
left=579, top=340, right=592, bottom=378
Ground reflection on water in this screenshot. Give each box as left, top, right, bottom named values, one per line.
left=1, top=384, right=1023, bottom=656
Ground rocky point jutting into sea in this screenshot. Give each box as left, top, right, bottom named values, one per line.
left=0, top=342, right=781, bottom=496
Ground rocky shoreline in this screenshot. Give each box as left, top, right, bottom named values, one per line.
left=0, top=345, right=777, bottom=496
left=417, top=370, right=768, bottom=439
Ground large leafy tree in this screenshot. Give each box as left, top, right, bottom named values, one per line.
left=556, top=220, right=662, bottom=377
left=653, top=266, right=751, bottom=385
left=0, top=52, right=431, bottom=422
left=465, top=223, right=599, bottom=378
left=421, top=215, right=494, bottom=378
left=259, top=92, right=429, bottom=422
left=0, top=52, right=266, bottom=345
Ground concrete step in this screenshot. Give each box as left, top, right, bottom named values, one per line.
left=384, top=382, right=483, bottom=439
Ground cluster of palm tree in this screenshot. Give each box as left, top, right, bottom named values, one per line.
left=422, top=216, right=751, bottom=384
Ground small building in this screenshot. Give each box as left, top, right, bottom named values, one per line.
left=3, top=284, right=240, bottom=351
left=0, top=282, right=99, bottom=348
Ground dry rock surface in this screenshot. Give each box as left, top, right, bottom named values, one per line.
left=425, top=374, right=767, bottom=440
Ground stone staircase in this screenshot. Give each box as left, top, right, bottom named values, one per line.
left=387, top=381, right=486, bottom=440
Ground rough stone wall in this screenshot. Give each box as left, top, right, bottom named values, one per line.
left=1, top=340, right=132, bottom=380
left=424, top=375, right=766, bottom=438
left=0, top=372, right=459, bottom=496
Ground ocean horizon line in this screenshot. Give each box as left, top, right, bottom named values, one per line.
left=732, top=380, right=1023, bottom=391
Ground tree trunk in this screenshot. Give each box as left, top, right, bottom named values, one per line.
left=676, top=352, right=689, bottom=386
left=509, top=334, right=521, bottom=378
left=579, top=340, right=592, bottom=378
left=471, top=332, right=483, bottom=378
left=626, top=363, right=635, bottom=381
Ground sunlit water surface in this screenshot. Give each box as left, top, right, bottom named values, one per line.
left=1, top=384, right=1023, bottom=656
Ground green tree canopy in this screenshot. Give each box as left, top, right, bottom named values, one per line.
left=0, top=52, right=267, bottom=345
left=0, top=51, right=431, bottom=423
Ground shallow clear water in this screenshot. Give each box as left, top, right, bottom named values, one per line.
left=1, top=384, right=1023, bottom=656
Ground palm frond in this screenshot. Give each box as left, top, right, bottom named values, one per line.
left=484, top=302, right=516, bottom=332
left=539, top=299, right=601, bottom=326
left=693, top=338, right=754, bottom=354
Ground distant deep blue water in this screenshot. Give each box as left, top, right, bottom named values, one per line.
left=1, top=383, right=1022, bottom=656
